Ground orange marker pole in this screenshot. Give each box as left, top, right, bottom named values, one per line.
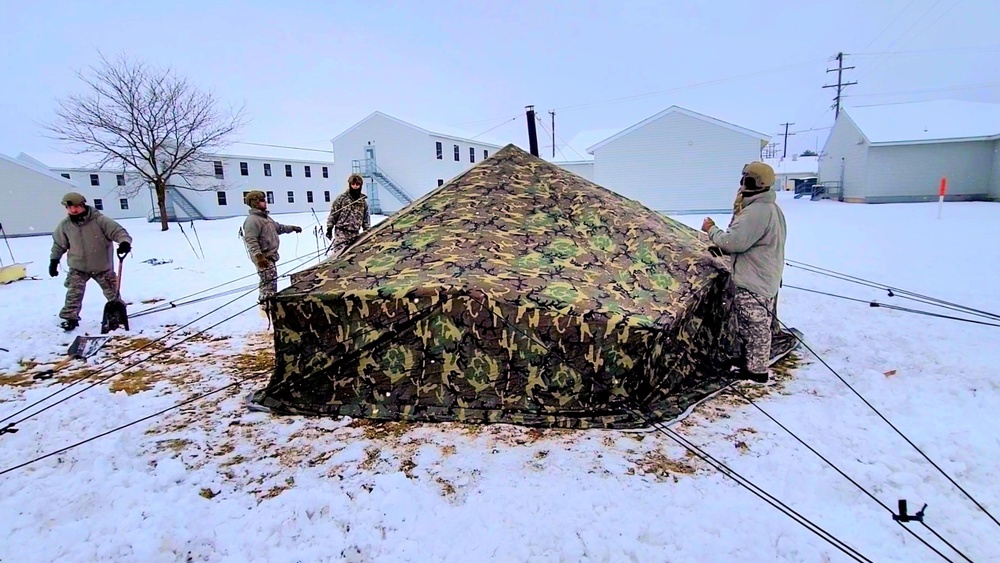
left=938, top=177, right=947, bottom=219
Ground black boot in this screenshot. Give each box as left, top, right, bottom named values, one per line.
left=731, top=367, right=769, bottom=384
left=60, top=319, right=79, bottom=331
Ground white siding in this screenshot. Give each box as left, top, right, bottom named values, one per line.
left=172, top=156, right=337, bottom=220
left=592, top=111, right=762, bottom=213
left=553, top=161, right=594, bottom=182
left=48, top=169, right=152, bottom=220
left=990, top=140, right=1000, bottom=199
left=818, top=114, right=869, bottom=201
left=865, top=142, right=993, bottom=202
left=0, top=156, right=75, bottom=237
left=332, top=113, right=502, bottom=214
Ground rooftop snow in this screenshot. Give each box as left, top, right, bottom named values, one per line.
left=764, top=155, right=818, bottom=175
left=844, top=99, right=1000, bottom=145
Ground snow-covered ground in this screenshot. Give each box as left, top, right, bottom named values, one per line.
left=1, top=194, right=998, bottom=562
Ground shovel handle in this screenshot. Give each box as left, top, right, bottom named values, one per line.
left=115, top=255, right=125, bottom=296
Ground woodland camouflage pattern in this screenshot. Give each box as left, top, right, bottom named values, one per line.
left=251, top=144, right=749, bottom=429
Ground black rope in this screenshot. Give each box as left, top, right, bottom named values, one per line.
left=623, top=403, right=872, bottom=562
left=783, top=284, right=1000, bottom=328
left=727, top=386, right=969, bottom=562
left=456, top=292, right=880, bottom=559
left=0, top=251, right=321, bottom=429
left=785, top=260, right=1000, bottom=322
left=751, top=292, right=1000, bottom=532
left=0, top=222, right=16, bottom=264
left=1, top=298, right=260, bottom=432
left=130, top=247, right=327, bottom=318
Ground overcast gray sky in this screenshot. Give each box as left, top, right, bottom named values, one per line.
left=2, top=0, right=998, bottom=164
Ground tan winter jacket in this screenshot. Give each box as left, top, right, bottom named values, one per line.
left=50, top=207, right=132, bottom=273
left=708, top=190, right=787, bottom=298
left=326, top=191, right=370, bottom=236
left=243, top=208, right=296, bottom=262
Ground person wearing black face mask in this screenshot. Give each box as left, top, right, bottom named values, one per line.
left=49, top=192, right=133, bottom=331
left=701, top=162, right=787, bottom=383
left=325, top=173, right=371, bottom=259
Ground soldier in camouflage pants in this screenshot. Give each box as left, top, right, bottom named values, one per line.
left=241, top=191, right=302, bottom=315
left=702, top=162, right=787, bottom=383
left=49, top=192, right=132, bottom=331
left=325, top=173, right=371, bottom=259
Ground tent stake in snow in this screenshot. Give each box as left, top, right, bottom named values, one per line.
left=190, top=220, right=206, bottom=259
left=892, top=499, right=926, bottom=523
left=0, top=222, right=16, bottom=266
left=177, top=221, right=201, bottom=259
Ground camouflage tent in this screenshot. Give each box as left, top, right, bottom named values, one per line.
left=250, top=144, right=745, bottom=429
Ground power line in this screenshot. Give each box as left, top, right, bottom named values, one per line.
left=844, top=83, right=1000, bottom=98
left=236, top=141, right=334, bottom=154
left=553, top=58, right=825, bottom=112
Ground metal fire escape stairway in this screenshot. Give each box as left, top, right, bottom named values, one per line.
left=351, top=158, right=414, bottom=216
left=149, top=185, right=207, bottom=222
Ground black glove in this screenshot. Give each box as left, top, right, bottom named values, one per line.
left=117, top=241, right=131, bottom=258
left=49, top=259, right=59, bottom=277
left=325, top=226, right=333, bottom=240
left=292, top=226, right=303, bottom=233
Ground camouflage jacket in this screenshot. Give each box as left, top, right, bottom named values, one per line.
left=243, top=208, right=296, bottom=262
left=326, top=191, right=370, bottom=237
left=50, top=207, right=132, bottom=273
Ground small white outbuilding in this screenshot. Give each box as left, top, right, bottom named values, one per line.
left=587, top=106, right=771, bottom=214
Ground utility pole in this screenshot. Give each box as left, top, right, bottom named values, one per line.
left=525, top=105, right=539, bottom=156
left=823, top=52, right=857, bottom=119
left=779, top=122, right=795, bottom=158
left=549, top=110, right=555, bottom=158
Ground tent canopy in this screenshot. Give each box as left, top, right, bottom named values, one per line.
left=251, top=144, right=740, bottom=428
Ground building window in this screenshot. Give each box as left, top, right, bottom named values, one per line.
left=287, top=191, right=295, bottom=203
left=484, top=149, right=488, bottom=159
left=436, top=142, right=443, bottom=160
left=242, top=191, right=249, bottom=202
left=307, top=191, right=314, bottom=203
left=90, top=174, right=100, bottom=186
left=453, top=145, right=459, bottom=161
left=470, top=147, right=475, bottom=163
left=285, top=164, right=292, bottom=177
left=93, top=198, right=104, bottom=210
left=324, top=191, right=331, bottom=202
left=61, top=173, right=70, bottom=179
left=240, top=162, right=249, bottom=176
left=116, top=174, right=125, bottom=186
left=322, top=166, right=329, bottom=178
left=214, top=161, right=224, bottom=179
left=263, top=163, right=272, bottom=177
left=119, top=198, right=129, bottom=210
left=266, top=191, right=274, bottom=204
left=217, top=191, right=228, bottom=205
left=304, top=165, right=312, bottom=178
left=437, top=179, right=444, bottom=187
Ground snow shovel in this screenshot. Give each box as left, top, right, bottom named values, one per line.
left=101, top=254, right=129, bottom=334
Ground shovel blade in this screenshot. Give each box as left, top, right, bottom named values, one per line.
left=101, top=300, right=129, bottom=334
left=67, top=335, right=113, bottom=359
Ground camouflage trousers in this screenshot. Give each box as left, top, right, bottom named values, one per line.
left=330, top=232, right=359, bottom=259
left=735, top=288, right=775, bottom=374
left=256, top=260, right=278, bottom=308
left=60, top=269, right=118, bottom=321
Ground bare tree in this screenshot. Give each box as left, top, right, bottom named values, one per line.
left=45, top=52, right=248, bottom=231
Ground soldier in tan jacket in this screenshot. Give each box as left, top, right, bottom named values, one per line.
left=701, top=162, right=787, bottom=383
left=242, top=191, right=301, bottom=315
left=49, top=192, right=132, bottom=331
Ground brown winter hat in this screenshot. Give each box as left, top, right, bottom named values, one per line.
left=244, top=190, right=266, bottom=207
left=61, top=192, right=87, bottom=206
left=348, top=174, right=364, bottom=187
